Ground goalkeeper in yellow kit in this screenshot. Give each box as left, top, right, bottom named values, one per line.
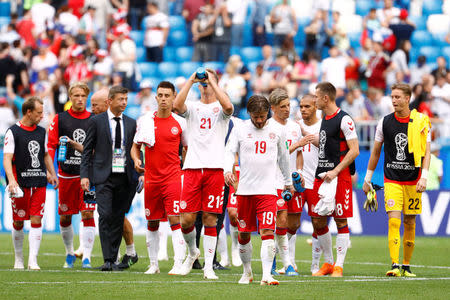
left=363, top=84, right=431, bottom=277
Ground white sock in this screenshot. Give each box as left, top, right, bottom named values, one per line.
left=182, top=227, right=197, bottom=257
left=29, top=226, right=43, bottom=265
left=146, top=230, right=159, bottom=266
left=261, top=238, right=276, bottom=278
left=171, top=228, right=186, bottom=266
left=335, top=233, right=350, bottom=268
left=12, top=228, right=24, bottom=259
left=311, top=235, right=322, bottom=271
left=287, top=232, right=297, bottom=267
left=78, top=222, right=84, bottom=252
left=276, top=233, right=291, bottom=268
left=126, top=244, right=136, bottom=256
left=217, top=228, right=228, bottom=263
left=317, top=230, right=334, bottom=264
left=82, top=225, right=95, bottom=261
left=230, top=224, right=239, bottom=250
left=60, top=224, right=74, bottom=256
left=158, top=222, right=168, bottom=259
left=239, top=239, right=252, bottom=274
left=203, top=234, right=217, bottom=270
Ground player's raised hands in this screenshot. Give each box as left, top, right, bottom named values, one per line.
left=224, top=172, right=236, bottom=186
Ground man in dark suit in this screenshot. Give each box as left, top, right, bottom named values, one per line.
left=80, top=85, right=139, bottom=271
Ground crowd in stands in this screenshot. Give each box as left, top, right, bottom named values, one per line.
left=0, top=0, right=449, bottom=144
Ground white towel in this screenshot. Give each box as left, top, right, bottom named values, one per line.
left=6, top=185, right=24, bottom=198
left=313, top=172, right=338, bottom=216
left=134, top=111, right=156, bottom=147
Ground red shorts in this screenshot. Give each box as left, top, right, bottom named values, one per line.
left=276, top=189, right=288, bottom=211
left=58, top=176, right=95, bottom=215
left=145, top=180, right=181, bottom=220
left=308, top=176, right=353, bottom=218
left=287, top=192, right=303, bottom=214
left=228, top=185, right=238, bottom=209
left=237, top=194, right=277, bottom=232
left=301, top=188, right=315, bottom=205
left=180, top=169, right=225, bottom=214
left=11, top=187, right=46, bottom=221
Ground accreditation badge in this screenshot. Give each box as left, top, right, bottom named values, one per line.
left=112, top=148, right=125, bottom=173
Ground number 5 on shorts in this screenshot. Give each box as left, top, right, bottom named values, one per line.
left=174, top=200, right=180, bottom=214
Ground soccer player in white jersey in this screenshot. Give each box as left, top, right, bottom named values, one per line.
left=292, top=94, right=323, bottom=274
left=268, top=88, right=309, bottom=276
left=173, top=69, right=233, bottom=280
left=224, top=95, right=294, bottom=285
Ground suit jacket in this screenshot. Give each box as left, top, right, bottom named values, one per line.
left=80, top=112, right=139, bottom=186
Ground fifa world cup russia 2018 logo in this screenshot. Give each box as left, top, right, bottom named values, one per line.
left=73, top=129, right=86, bottom=156
left=318, top=130, right=326, bottom=159
left=28, top=140, right=40, bottom=168
left=394, top=133, right=408, bottom=161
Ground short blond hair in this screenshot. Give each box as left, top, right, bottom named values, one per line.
left=269, top=88, right=289, bottom=106
left=68, top=82, right=90, bottom=97
left=391, top=83, right=411, bottom=98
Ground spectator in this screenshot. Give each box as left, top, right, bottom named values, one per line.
left=192, top=3, right=215, bottom=62
left=219, top=63, right=246, bottom=110
left=108, top=11, right=132, bottom=48
left=68, top=0, right=85, bottom=19
left=431, top=56, right=449, bottom=81
left=144, top=2, right=169, bottom=63
left=410, top=75, right=435, bottom=118
left=127, top=0, right=148, bottom=30
left=93, top=49, right=114, bottom=89
left=212, top=2, right=232, bottom=62
left=251, top=0, right=267, bottom=47
left=31, top=0, right=55, bottom=36
left=0, top=24, right=21, bottom=45
left=431, top=74, right=450, bottom=123
left=363, top=8, right=381, bottom=33
left=366, top=87, right=394, bottom=120
left=376, top=0, right=401, bottom=27
left=56, top=5, right=79, bottom=36
left=276, top=36, right=298, bottom=64
left=83, top=0, right=115, bottom=49
left=411, top=83, right=423, bottom=103
left=358, top=38, right=374, bottom=77
left=110, top=25, right=137, bottom=91
left=49, top=67, right=68, bottom=113
left=270, top=0, right=297, bottom=48
left=63, top=46, right=92, bottom=85
left=386, top=39, right=411, bottom=88
left=365, top=38, right=391, bottom=91
left=136, top=79, right=157, bottom=115
left=389, top=9, right=415, bottom=42
left=16, top=9, right=36, bottom=49
left=410, top=56, right=430, bottom=85
left=182, top=0, right=206, bottom=46
left=291, top=51, right=319, bottom=97
left=0, top=43, right=17, bottom=95
left=78, top=6, right=99, bottom=45
left=270, top=54, right=292, bottom=93
left=0, top=97, right=15, bottom=136
left=426, top=144, right=443, bottom=191
left=250, top=63, right=272, bottom=99
left=345, top=48, right=361, bottom=90
left=340, top=89, right=369, bottom=121
left=30, top=39, right=58, bottom=83
left=174, top=76, right=200, bottom=102
left=321, top=46, right=353, bottom=93
left=227, top=0, right=249, bottom=47
left=304, top=9, right=329, bottom=58
left=260, top=44, right=276, bottom=71
left=228, top=54, right=251, bottom=105
left=329, top=11, right=350, bottom=53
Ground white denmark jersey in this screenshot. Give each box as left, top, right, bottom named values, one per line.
left=182, top=101, right=231, bottom=169
left=224, top=119, right=292, bottom=195
left=299, top=119, right=321, bottom=189
left=270, top=118, right=302, bottom=189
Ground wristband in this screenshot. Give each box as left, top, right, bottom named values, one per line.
left=421, top=169, right=428, bottom=180
left=364, top=170, right=374, bottom=184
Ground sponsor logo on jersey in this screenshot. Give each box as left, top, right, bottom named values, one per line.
left=292, top=131, right=298, bottom=137
left=180, top=201, right=187, bottom=210
left=213, top=107, right=219, bottom=114
left=269, top=133, right=275, bottom=140
left=171, top=126, right=179, bottom=135
left=387, top=199, right=395, bottom=208
left=247, top=133, right=252, bottom=138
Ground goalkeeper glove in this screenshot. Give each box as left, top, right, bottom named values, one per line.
left=363, top=183, right=378, bottom=212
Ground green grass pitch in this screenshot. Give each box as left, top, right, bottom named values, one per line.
left=0, top=234, right=449, bottom=299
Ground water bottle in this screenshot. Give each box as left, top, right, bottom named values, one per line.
left=195, top=67, right=208, bottom=87
left=281, top=190, right=292, bottom=201
left=292, top=172, right=305, bottom=193
left=84, top=186, right=96, bottom=204
left=58, top=137, right=68, bottom=162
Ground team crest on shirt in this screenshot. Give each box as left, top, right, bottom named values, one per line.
left=180, top=201, right=187, bottom=210
left=269, top=133, right=276, bottom=140
left=247, top=133, right=252, bottom=138
left=60, top=204, right=68, bottom=212
left=239, top=220, right=246, bottom=228
left=17, top=209, right=26, bottom=218
left=277, top=199, right=285, bottom=207
left=213, top=107, right=219, bottom=114
left=171, top=127, right=179, bottom=135
left=292, top=131, right=298, bottom=137
left=145, top=209, right=150, bottom=217
left=387, top=199, right=395, bottom=208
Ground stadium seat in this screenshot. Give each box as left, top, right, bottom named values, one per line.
left=238, top=109, right=250, bottom=120
left=169, top=16, right=186, bottom=31
left=141, top=77, right=160, bottom=89
left=203, top=61, right=225, bottom=73
left=340, top=15, right=363, bottom=33
left=130, top=30, right=144, bottom=47
left=411, top=31, right=433, bottom=47
left=332, top=0, right=356, bottom=16
left=240, top=47, right=263, bottom=64
left=136, top=47, right=146, bottom=63
left=0, top=1, right=10, bottom=17
left=175, top=47, right=194, bottom=62
left=444, top=46, right=450, bottom=63
left=445, top=0, right=450, bottom=15
left=247, top=61, right=258, bottom=73
left=158, top=62, right=179, bottom=78
left=423, top=0, right=443, bottom=16
left=127, top=92, right=138, bottom=104
left=139, top=62, right=158, bottom=78
left=348, top=32, right=362, bottom=48
left=141, top=16, right=148, bottom=29
left=125, top=106, right=141, bottom=120
left=432, top=33, right=448, bottom=47
left=355, top=0, right=372, bottom=16
left=409, top=15, right=427, bottom=31
left=230, top=46, right=241, bottom=56
left=297, top=17, right=311, bottom=30
left=419, top=46, right=441, bottom=63
left=163, top=47, right=176, bottom=62
left=242, top=22, right=253, bottom=47
left=179, top=61, right=201, bottom=78
left=409, top=48, right=419, bottom=63
left=168, top=30, right=188, bottom=47
left=0, top=16, right=10, bottom=27
left=427, top=14, right=450, bottom=34
left=295, top=47, right=305, bottom=57
left=294, top=30, right=306, bottom=47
